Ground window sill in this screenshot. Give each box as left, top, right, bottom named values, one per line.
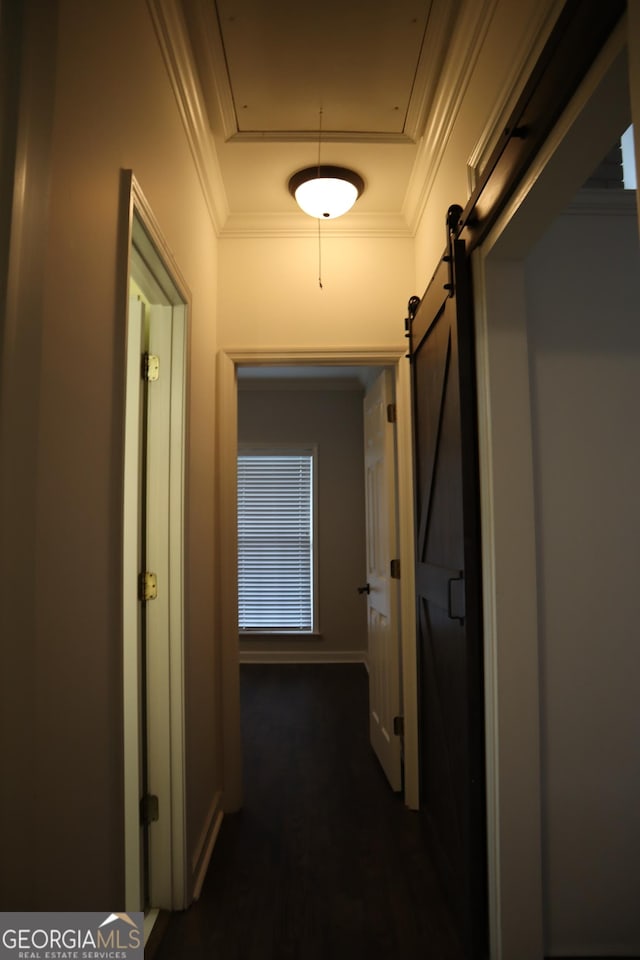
left=239, top=630, right=322, bottom=641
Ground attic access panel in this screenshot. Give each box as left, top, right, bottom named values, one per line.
left=215, top=0, right=435, bottom=137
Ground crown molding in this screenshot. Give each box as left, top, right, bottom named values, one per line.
left=224, top=346, right=406, bottom=365
left=147, top=0, right=228, bottom=234
left=466, top=0, right=566, bottom=193
left=220, top=211, right=412, bottom=239
left=403, top=0, right=499, bottom=233
left=404, top=0, right=462, bottom=142
left=181, top=0, right=237, bottom=140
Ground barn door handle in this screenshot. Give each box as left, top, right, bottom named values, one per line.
left=357, top=583, right=370, bottom=595
left=448, top=574, right=465, bottom=622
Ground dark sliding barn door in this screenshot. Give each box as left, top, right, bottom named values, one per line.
left=409, top=208, right=486, bottom=958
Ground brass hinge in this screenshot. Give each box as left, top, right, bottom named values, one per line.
left=139, top=571, right=158, bottom=601
left=386, top=402, right=397, bottom=423
left=393, top=716, right=404, bottom=737
left=390, top=558, right=401, bottom=579
left=140, top=793, right=159, bottom=826
left=142, top=353, right=159, bottom=382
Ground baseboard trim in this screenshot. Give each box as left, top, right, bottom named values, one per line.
left=143, top=909, right=170, bottom=959
left=545, top=953, right=640, bottom=959
left=238, top=650, right=368, bottom=665
left=191, top=790, right=224, bottom=901
left=143, top=909, right=159, bottom=946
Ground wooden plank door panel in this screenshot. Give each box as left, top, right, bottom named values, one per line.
left=410, top=231, right=486, bottom=957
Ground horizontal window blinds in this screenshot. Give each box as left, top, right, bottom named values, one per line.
left=238, top=453, right=313, bottom=630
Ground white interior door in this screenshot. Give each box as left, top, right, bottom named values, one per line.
left=123, top=295, right=146, bottom=909
left=145, top=304, right=174, bottom=908
left=123, top=192, right=188, bottom=913
left=364, top=369, right=402, bottom=791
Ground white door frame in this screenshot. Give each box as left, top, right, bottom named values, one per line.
left=364, top=368, right=403, bottom=792
left=473, top=22, right=631, bottom=959
left=122, top=173, right=188, bottom=911
left=217, top=346, right=419, bottom=811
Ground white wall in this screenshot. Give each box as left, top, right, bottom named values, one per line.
left=524, top=195, right=640, bottom=955
left=238, top=383, right=367, bottom=659
left=2, top=0, right=628, bottom=926
left=0, top=0, right=221, bottom=908
left=217, top=235, right=414, bottom=350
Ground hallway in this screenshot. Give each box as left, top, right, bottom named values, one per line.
left=153, top=663, right=463, bottom=959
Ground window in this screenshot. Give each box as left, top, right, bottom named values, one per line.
left=622, top=125, right=637, bottom=190
left=237, top=448, right=316, bottom=631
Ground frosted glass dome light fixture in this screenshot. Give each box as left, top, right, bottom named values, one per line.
left=288, top=165, right=365, bottom=220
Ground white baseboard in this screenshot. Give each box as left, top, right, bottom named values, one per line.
left=191, top=790, right=224, bottom=901
left=238, top=649, right=368, bottom=665
left=143, top=909, right=159, bottom=946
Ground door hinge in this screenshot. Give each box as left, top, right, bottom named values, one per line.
left=393, top=716, right=404, bottom=737
left=140, top=793, right=159, bottom=826
left=390, top=558, right=401, bottom=579
left=142, top=353, right=160, bottom=382
left=139, top=571, right=158, bottom=601
left=386, top=402, right=397, bottom=423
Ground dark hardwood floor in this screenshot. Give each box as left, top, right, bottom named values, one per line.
left=152, top=663, right=464, bottom=960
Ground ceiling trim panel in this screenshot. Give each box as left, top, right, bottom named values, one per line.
left=403, top=0, right=462, bottom=142
left=182, top=0, right=238, bottom=139
left=185, top=0, right=461, bottom=145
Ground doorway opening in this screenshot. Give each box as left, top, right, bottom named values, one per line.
left=474, top=23, right=639, bottom=956
left=217, top=349, right=419, bottom=813
left=122, top=173, right=188, bottom=917
left=236, top=364, right=404, bottom=790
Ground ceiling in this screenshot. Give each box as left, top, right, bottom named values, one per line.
left=181, top=0, right=462, bottom=230
left=237, top=364, right=383, bottom=389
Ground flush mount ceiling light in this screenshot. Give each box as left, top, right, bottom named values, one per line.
left=288, top=165, right=365, bottom=220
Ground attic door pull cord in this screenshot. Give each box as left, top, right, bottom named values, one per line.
left=317, top=106, right=323, bottom=289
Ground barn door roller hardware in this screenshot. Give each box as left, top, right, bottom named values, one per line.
left=443, top=204, right=463, bottom=297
